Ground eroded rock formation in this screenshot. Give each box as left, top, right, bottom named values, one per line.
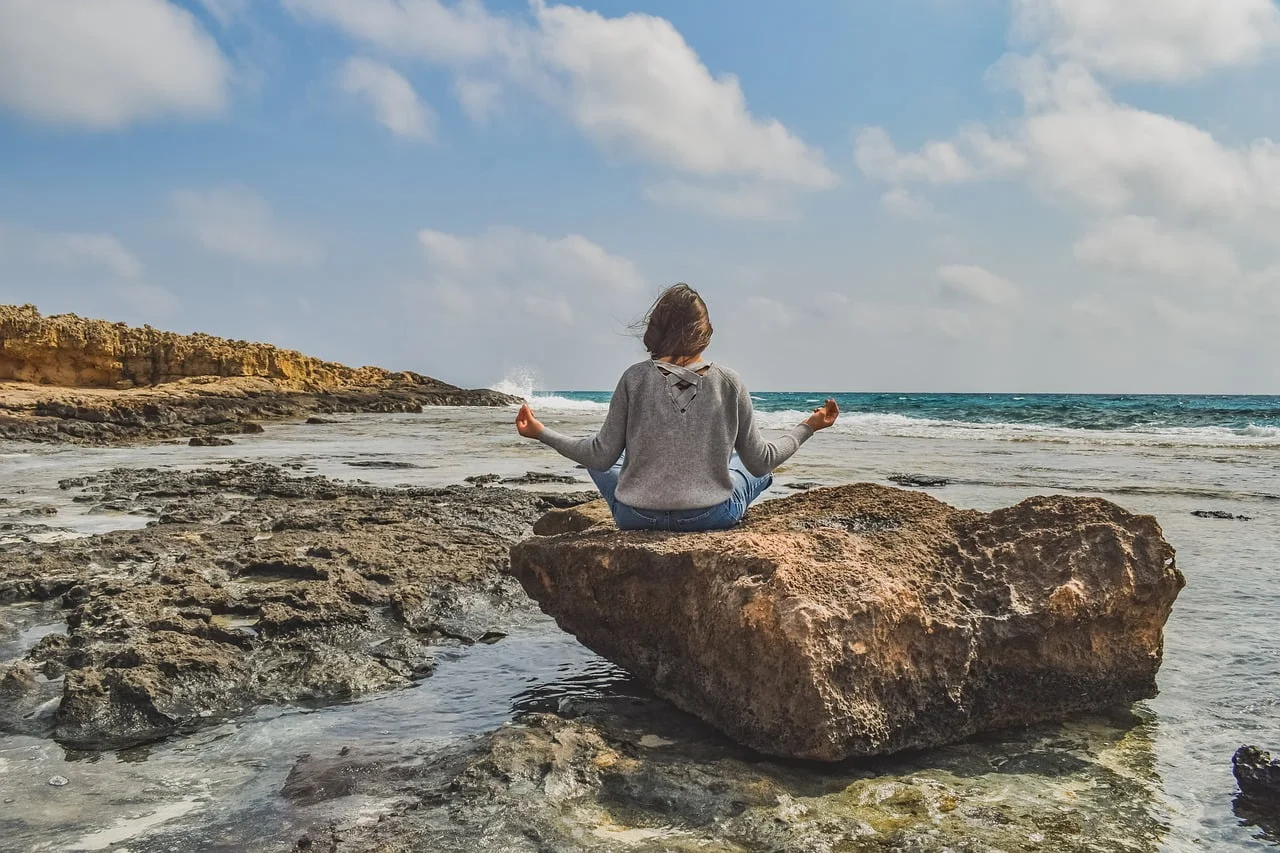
left=0, top=463, right=590, bottom=748
left=0, top=305, right=517, bottom=443
left=2, top=303, right=399, bottom=389
left=510, top=484, right=1185, bottom=761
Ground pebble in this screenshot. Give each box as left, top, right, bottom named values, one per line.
left=47, top=775, right=69, bottom=787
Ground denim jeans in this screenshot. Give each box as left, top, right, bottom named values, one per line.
left=587, top=453, right=773, bottom=532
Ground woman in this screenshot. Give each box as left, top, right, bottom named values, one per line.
left=515, top=283, right=839, bottom=531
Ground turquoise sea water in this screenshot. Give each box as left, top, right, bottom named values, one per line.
left=535, top=391, right=1280, bottom=445
left=552, top=391, right=1280, bottom=430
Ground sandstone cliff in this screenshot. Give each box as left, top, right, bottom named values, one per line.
left=1, top=304, right=426, bottom=390
left=0, top=305, right=517, bottom=443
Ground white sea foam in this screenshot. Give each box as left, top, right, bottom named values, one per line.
left=490, top=369, right=610, bottom=412
left=750, top=409, right=1280, bottom=448
left=488, top=370, right=1280, bottom=448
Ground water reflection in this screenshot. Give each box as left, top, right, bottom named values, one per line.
left=509, top=658, right=643, bottom=715
left=1234, top=796, right=1280, bottom=846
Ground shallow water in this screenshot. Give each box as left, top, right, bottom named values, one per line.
left=1, top=406, right=1278, bottom=850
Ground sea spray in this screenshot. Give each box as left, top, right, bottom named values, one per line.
left=491, top=368, right=610, bottom=412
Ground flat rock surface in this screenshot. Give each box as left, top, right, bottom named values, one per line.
left=511, top=484, right=1185, bottom=760
left=0, top=462, right=590, bottom=748
left=274, top=694, right=1168, bottom=853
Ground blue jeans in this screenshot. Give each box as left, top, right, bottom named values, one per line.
left=588, top=454, right=773, bottom=532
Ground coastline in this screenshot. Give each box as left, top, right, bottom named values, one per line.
left=0, top=305, right=517, bottom=445
left=0, top=408, right=1277, bottom=849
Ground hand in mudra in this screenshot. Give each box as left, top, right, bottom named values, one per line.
left=805, top=398, right=839, bottom=432
left=515, top=403, right=544, bottom=439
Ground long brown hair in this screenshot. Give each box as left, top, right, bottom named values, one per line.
left=638, top=283, right=713, bottom=360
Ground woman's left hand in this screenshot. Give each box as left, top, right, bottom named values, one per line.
left=516, top=403, right=544, bottom=439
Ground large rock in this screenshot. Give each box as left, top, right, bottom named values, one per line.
left=510, top=484, right=1185, bottom=761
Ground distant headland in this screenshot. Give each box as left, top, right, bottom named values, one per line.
left=0, top=305, right=517, bottom=444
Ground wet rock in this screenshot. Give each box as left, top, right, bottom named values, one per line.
left=502, top=471, right=581, bottom=486
left=511, top=484, right=1185, bottom=760
left=47, top=775, right=68, bottom=787
left=305, top=417, right=335, bottom=425
left=464, top=474, right=501, bottom=486
left=189, top=436, right=234, bottom=447
left=0, top=463, right=576, bottom=749
left=784, top=481, right=822, bottom=490
left=346, top=460, right=420, bottom=470
left=239, top=421, right=265, bottom=434
left=1191, top=510, right=1252, bottom=521
left=297, top=695, right=1170, bottom=853
left=1234, top=745, right=1280, bottom=814
left=17, top=505, right=58, bottom=517
left=531, top=499, right=612, bottom=536
left=282, top=751, right=402, bottom=806
left=888, top=473, right=950, bottom=488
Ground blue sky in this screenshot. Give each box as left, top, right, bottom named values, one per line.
left=2, top=0, right=1279, bottom=393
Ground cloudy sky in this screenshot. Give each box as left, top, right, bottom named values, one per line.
left=2, top=0, right=1279, bottom=393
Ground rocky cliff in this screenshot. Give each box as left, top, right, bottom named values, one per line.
left=2, top=304, right=427, bottom=390
left=0, top=305, right=517, bottom=443
left=512, top=484, right=1185, bottom=761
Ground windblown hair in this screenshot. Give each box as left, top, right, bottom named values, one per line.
left=639, top=283, right=713, bottom=361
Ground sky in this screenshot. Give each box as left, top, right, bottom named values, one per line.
left=2, top=0, right=1280, bottom=394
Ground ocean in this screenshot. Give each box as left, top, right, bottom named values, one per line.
left=1, top=389, right=1278, bottom=850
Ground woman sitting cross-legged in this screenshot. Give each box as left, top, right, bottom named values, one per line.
left=514, top=283, right=839, bottom=532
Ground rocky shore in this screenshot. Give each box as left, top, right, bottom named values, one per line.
left=0, top=456, right=1203, bottom=852
left=0, top=463, right=590, bottom=748
left=0, top=305, right=517, bottom=444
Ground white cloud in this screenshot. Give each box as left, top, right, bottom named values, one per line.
left=0, top=223, right=179, bottom=318
left=285, top=0, right=527, bottom=65
left=172, top=187, right=323, bottom=267
left=195, top=0, right=248, bottom=26
left=410, top=226, right=650, bottom=384
left=880, top=188, right=943, bottom=222
left=418, top=227, right=647, bottom=306
left=1074, top=216, right=1241, bottom=280
left=936, top=264, right=1019, bottom=306
left=286, top=0, right=835, bottom=191
left=860, top=60, right=1280, bottom=226
left=855, top=125, right=1025, bottom=185
left=1017, top=71, right=1277, bottom=219
left=532, top=3, right=834, bottom=188
left=0, top=225, right=144, bottom=280
left=51, top=234, right=145, bottom=280
left=1012, top=0, right=1280, bottom=82
left=0, top=0, right=229, bottom=129
left=643, top=181, right=799, bottom=222
left=339, top=57, right=435, bottom=140
left=453, top=77, right=503, bottom=123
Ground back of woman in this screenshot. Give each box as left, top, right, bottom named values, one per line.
left=515, top=283, right=838, bottom=531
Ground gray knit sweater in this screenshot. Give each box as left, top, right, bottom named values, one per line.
left=536, top=360, right=813, bottom=511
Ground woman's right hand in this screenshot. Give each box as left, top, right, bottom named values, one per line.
left=805, top=399, right=839, bottom=432
left=516, top=403, right=544, bottom=439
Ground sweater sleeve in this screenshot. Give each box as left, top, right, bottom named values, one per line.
left=535, top=373, right=628, bottom=471
left=733, top=377, right=814, bottom=477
